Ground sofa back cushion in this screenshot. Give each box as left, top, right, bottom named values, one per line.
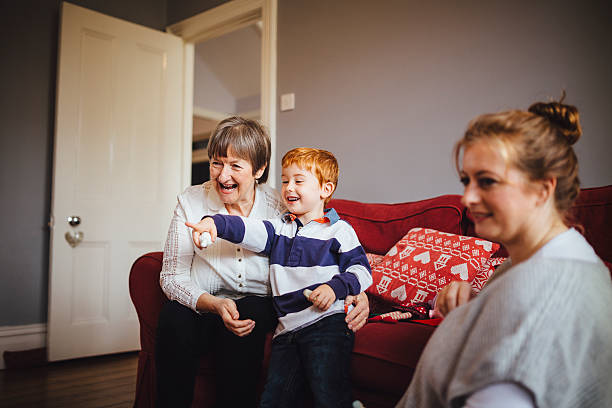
left=330, top=185, right=611, bottom=276
left=569, top=186, right=612, bottom=270
left=328, top=195, right=465, bottom=255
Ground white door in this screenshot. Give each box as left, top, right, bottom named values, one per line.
left=48, top=2, right=184, bottom=361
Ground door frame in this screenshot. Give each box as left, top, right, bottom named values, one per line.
left=167, top=0, right=278, bottom=188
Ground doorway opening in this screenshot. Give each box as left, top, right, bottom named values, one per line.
left=167, top=0, right=278, bottom=189
left=191, top=22, right=262, bottom=185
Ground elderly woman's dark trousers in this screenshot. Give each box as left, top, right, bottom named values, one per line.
left=155, top=297, right=277, bottom=408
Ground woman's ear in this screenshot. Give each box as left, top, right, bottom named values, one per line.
left=321, top=181, right=335, bottom=200
left=254, top=166, right=266, bottom=181
left=536, top=177, right=557, bottom=206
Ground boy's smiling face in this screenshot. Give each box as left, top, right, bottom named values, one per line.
left=281, top=163, right=334, bottom=225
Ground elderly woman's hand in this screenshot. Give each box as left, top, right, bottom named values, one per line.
left=214, top=297, right=256, bottom=337
left=345, top=292, right=370, bottom=332
left=434, top=281, right=475, bottom=317
left=197, top=293, right=256, bottom=337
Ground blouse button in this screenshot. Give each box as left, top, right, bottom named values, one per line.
left=238, top=274, right=242, bottom=279
left=237, top=248, right=241, bottom=252
left=239, top=283, right=243, bottom=288
left=238, top=258, right=242, bottom=262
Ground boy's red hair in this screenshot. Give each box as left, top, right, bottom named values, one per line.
left=282, top=147, right=338, bottom=205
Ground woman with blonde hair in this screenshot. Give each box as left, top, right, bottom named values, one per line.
left=398, top=98, right=612, bottom=407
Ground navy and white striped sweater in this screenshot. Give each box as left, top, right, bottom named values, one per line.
left=208, top=208, right=372, bottom=337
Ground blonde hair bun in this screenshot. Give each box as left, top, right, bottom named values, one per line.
left=528, top=101, right=582, bottom=145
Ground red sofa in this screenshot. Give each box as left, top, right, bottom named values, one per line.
left=129, top=185, right=612, bottom=408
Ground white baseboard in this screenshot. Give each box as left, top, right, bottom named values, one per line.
left=0, top=323, right=47, bottom=370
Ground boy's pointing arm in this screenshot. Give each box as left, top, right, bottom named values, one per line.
left=190, top=214, right=277, bottom=256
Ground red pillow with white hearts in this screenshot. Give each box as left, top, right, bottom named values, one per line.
left=472, top=256, right=506, bottom=293
left=365, top=252, right=393, bottom=313
left=366, top=227, right=500, bottom=308
left=366, top=252, right=384, bottom=268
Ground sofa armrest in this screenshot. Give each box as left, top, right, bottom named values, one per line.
left=129, top=251, right=168, bottom=353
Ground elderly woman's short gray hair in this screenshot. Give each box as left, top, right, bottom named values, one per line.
left=207, top=116, right=271, bottom=183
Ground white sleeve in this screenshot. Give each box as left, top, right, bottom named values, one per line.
left=159, top=198, right=206, bottom=311
left=338, top=223, right=373, bottom=292
left=463, top=382, right=535, bottom=408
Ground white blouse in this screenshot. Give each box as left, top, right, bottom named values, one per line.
left=160, top=180, right=285, bottom=311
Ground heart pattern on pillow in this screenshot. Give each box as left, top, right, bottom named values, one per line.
left=390, top=284, right=408, bottom=302
left=413, top=251, right=430, bottom=264
left=472, top=256, right=506, bottom=292
left=366, top=228, right=501, bottom=308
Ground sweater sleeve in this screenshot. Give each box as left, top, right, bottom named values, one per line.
left=160, top=197, right=207, bottom=311
left=211, top=214, right=277, bottom=257
left=464, top=382, right=535, bottom=408
left=325, top=222, right=373, bottom=299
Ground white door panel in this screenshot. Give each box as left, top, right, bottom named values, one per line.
left=49, top=2, right=184, bottom=361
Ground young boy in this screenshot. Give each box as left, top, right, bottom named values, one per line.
left=188, top=147, right=372, bottom=407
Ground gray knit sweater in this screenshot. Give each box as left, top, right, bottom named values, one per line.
left=396, top=230, right=612, bottom=408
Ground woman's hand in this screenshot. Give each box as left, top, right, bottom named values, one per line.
left=434, top=281, right=474, bottom=317
left=345, top=292, right=369, bottom=332
left=196, top=293, right=255, bottom=337
left=308, top=284, right=336, bottom=311
left=185, top=218, right=217, bottom=249
left=215, top=298, right=256, bottom=337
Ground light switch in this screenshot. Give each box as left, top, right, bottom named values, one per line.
left=280, top=93, right=295, bottom=111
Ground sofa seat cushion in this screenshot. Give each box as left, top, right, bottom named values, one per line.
left=351, top=321, right=436, bottom=397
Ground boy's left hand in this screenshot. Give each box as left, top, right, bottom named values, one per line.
left=308, top=284, right=335, bottom=311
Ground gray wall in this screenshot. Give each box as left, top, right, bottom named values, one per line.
left=277, top=0, right=612, bottom=203
left=194, top=51, right=237, bottom=113
left=167, top=0, right=229, bottom=26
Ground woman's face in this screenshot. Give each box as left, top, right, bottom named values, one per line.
left=460, top=141, right=543, bottom=247
left=209, top=146, right=264, bottom=206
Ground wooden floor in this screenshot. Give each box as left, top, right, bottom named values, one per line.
left=0, top=351, right=138, bottom=408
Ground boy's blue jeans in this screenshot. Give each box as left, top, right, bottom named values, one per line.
left=259, top=313, right=355, bottom=408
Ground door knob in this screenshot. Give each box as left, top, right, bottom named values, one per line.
left=65, top=231, right=84, bottom=248
left=67, top=216, right=81, bottom=227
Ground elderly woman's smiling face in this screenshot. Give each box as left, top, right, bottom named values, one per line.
left=209, top=146, right=264, bottom=207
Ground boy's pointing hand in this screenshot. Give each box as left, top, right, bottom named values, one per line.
left=186, top=218, right=217, bottom=249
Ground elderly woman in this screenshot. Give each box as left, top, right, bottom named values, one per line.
left=155, top=117, right=369, bottom=407
left=398, top=99, right=612, bottom=407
